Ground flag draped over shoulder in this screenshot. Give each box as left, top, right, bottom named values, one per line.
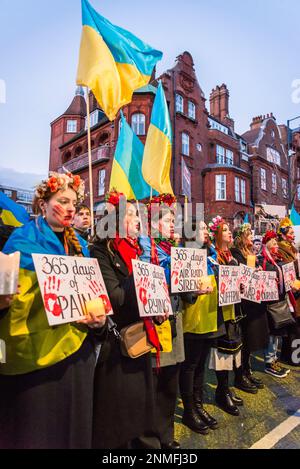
left=290, top=203, right=300, bottom=225
left=109, top=112, right=157, bottom=200
left=0, top=217, right=89, bottom=375
left=76, top=0, right=163, bottom=121
left=142, top=81, right=174, bottom=195
left=0, top=191, right=30, bottom=227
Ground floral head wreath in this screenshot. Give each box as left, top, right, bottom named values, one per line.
left=277, top=217, right=292, bottom=235
left=208, top=216, right=225, bottom=241
left=262, top=230, right=277, bottom=246
left=35, top=172, right=85, bottom=203
left=105, top=188, right=126, bottom=207
left=234, top=223, right=252, bottom=239
left=149, top=193, right=177, bottom=207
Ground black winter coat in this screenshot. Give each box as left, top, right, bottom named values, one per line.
left=231, top=247, right=269, bottom=351
left=90, top=238, right=156, bottom=449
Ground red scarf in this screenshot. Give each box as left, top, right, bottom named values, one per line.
left=113, top=235, right=161, bottom=364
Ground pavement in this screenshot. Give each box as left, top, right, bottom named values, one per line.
left=174, top=356, right=300, bottom=449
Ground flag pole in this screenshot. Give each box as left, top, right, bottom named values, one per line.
left=184, top=195, right=188, bottom=224
left=85, top=87, right=95, bottom=237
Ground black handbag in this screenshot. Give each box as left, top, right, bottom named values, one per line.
left=267, top=297, right=295, bottom=330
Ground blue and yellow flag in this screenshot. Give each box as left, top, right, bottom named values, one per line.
left=109, top=112, right=157, bottom=200
left=290, top=203, right=300, bottom=225
left=142, top=81, right=174, bottom=195
left=1, top=216, right=89, bottom=375
left=0, top=191, right=30, bottom=227
left=76, top=0, right=163, bottom=121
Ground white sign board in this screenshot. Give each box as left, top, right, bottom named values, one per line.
left=218, top=265, right=241, bottom=306
left=260, top=271, right=279, bottom=302
left=32, top=254, right=113, bottom=326
left=0, top=251, right=20, bottom=295
left=132, top=259, right=173, bottom=318
left=171, top=247, right=207, bottom=293
left=240, top=265, right=262, bottom=303
left=282, top=262, right=296, bottom=292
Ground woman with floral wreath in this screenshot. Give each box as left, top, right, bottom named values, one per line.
left=139, top=194, right=205, bottom=448
left=207, top=216, right=244, bottom=416
left=0, top=172, right=106, bottom=449
left=91, top=190, right=161, bottom=450
left=231, top=223, right=268, bottom=393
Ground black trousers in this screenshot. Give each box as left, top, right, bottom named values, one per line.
left=179, top=335, right=211, bottom=399
left=152, top=364, right=181, bottom=445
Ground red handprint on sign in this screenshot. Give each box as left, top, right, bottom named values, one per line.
left=43, top=276, right=64, bottom=317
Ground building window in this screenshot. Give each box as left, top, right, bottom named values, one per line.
left=272, top=173, right=277, bottom=194
left=208, top=117, right=229, bottom=135
left=298, top=185, right=300, bottom=201
left=118, top=118, right=123, bottom=135
left=226, top=149, right=234, bottom=165
left=188, top=101, right=195, bottom=120
left=241, top=179, right=246, bottom=204
left=297, top=167, right=300, bottom=179
left=17, top=191, right=33, bottom=203
left=260, top=168, right=267, bottom=190
left=131, top=113, right=145, bottom=135
left=67, top=120, right=77, bottom=133
left=85, top=110, right=101, bottom=130
left=216, top=175, right=226, bottom=200
left=282, top=178, right=288, bottom=198
left=3, top=189, right=12, bottom=197
left=182, top=132, right=190, bottom=156
left=216, top=145, right=225, bottom=164
left=176, top=94, right=184, bottom=113
left=98, top=169, right=106, bottom=196
left=266, top=147, right=281, bottom=166
left=235, top=177, right=240, bottom=203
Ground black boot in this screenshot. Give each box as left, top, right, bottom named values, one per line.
left=181, top=394, right=209, bottom=434
left=193, top=386, right=219, bottom=430
left=234, top=374, right=258, bottom=394
left=229, top=388, right=243, bottom=406
left=245, top=370, right=264, bottom=389
left=215, top=388, right=239, bottom=416
left=215, top=370, right=239, bottom=416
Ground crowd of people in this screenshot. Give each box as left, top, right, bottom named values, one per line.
left=0, top=171, right=299, bottom=450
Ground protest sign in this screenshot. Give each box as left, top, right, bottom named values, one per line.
left=260, top=271, right=279, bottom=302
left=32, top=254, right=113, bottom=326
left=240, top=265, right=262, bottom=303
left=132, top=259, right=173, bottom=317
left=282, top=262, right=296, bottom=292
left=0, top=251, right=20, bottom=295
left=171, top=247, right=207, bottom=293
left=218, top=265, right=241, bottom=306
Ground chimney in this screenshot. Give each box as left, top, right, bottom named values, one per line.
left=219, top=84, right=229, bottom=121
left=250, top=115, right=264, bottom=130
left=209, top=86, right=220, bottom=119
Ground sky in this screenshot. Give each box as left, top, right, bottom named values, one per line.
left=0, top=0, right=300, bottom=188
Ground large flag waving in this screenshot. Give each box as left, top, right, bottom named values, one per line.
left=76, top=0, right=163, bottom=121
left=142, top=81, right=174, bottom=195
left=109, top=112, right=157, bottom=200
left=0, top=191, right=30, bottom=227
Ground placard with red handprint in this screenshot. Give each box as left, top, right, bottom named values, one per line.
left=282, top=262, right=296, bottom=292
left=132, top=259, right=173, bottom=318
left=32, top=254, right=113, bottom=326
left=260, top=271, right=279, bottom=302
left=170, top=247, right=207, bottom=293
left=240, top=265, right=263, bottom=304
left=218, top=265, right=241, bottom=306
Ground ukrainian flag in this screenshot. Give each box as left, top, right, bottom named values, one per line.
left=76, top=0, right=163, bottom=121
left=109, top=112, right=157, bottom=200
left=0, top=191, right=30, bottom=227
left=0, top=216, right=89, bottom=375
left=142, top=81, right=174, bottom=195
left=291, top=203, right=300, bottom=225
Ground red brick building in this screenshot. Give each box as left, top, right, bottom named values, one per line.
left=49, top=51, right=300, bottom=231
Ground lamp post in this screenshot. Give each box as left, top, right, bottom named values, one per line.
left=287, top=115, right=300, bottom=210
